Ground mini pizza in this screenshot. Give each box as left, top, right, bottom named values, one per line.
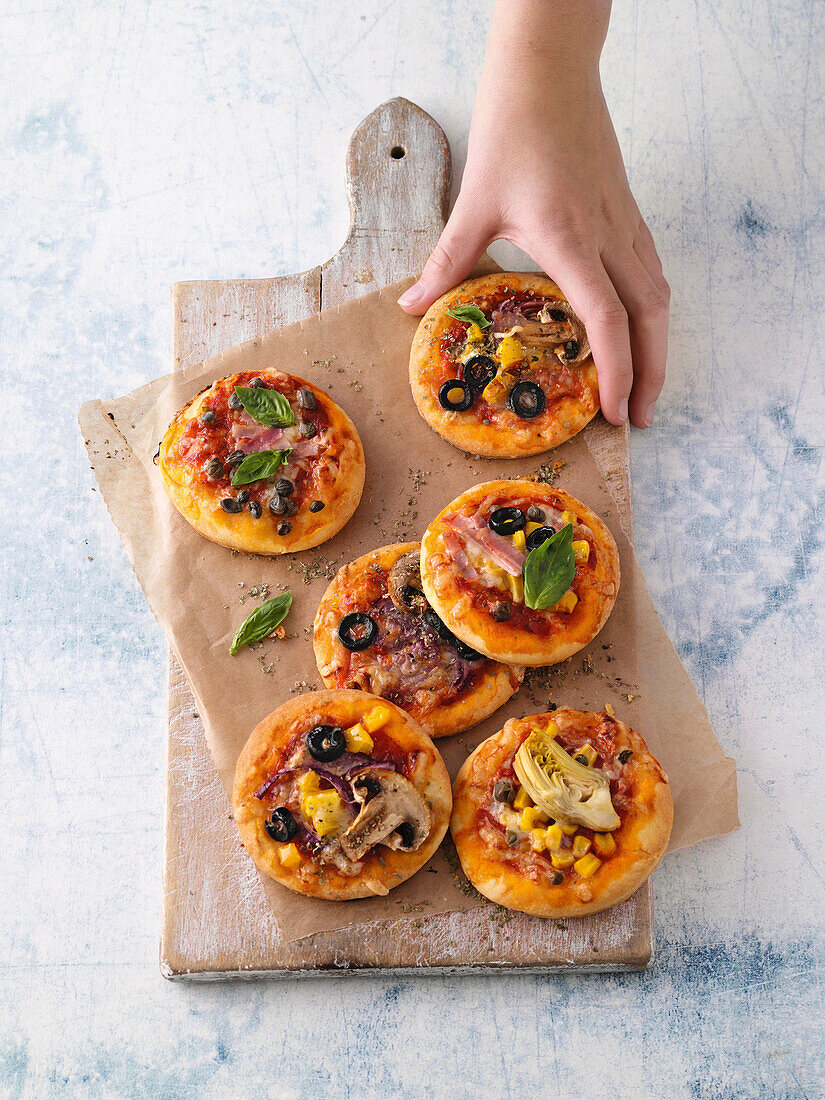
left=420, top=480, right=619, bottom=666
left=409, top=272, right=600, bottom=457
left=313, top=542, right=524, bottom=738
left=451, top=709, right=673, bottom=918
left=157, top=369, right=365, bottom=554
left=232, top=690, right=451, bottom=900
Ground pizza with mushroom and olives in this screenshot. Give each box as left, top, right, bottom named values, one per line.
left=451, top=709, right=673, bottom=918
left=409, top=272, right=600, bottom=458
left=313, top=543, right=524, bottom=739
left=232, top=690, right=452, bottom=900
left=420, top=480, right=619, bottom=666
left=157, top=369, right=365, bottom=554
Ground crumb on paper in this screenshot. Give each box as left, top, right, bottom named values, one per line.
left=605, top=702, right=615, bottom=716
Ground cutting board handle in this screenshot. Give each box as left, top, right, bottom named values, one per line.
left=343, top=97, right=451, bottom=239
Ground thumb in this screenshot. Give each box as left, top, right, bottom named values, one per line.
left=398, top=200, right=491, bottom=315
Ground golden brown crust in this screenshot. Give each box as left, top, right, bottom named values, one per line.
left=232, top=690, right=451, bottom=900
left=451, top=708, right=673, bottom=918
left=420, top=480, right=620, bottom=666
left=409, top=272, right=600, bottom=458
left=313, top=543, right=524, bottom=738
left=158, top=369, right=365, bottom=554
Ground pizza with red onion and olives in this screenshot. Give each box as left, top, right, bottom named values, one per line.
left=451, top=709, right=673, bottom=918
left=313, top=543, right=524, bottom=739
left=232, top=690, right=451, bottom=900
left=157, top=370, right=365, bottom=554
left=409, top=272, right=600, bottom=457
left=420, top=480, right=619, bottom=666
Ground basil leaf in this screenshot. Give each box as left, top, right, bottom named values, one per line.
left=522, top=524, right=575, bottom=610
left=234, top=386, right=295, bottom=427
left=446, top=304, right=491, bottom=329
left=230, top=591, right=293, bottom=655
left=230, top=448, right=291, bottom=487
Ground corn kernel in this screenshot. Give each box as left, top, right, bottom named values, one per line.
left=525, top=521, right=543, bottom=536
left=520, top=806, right=548, bottom=831
left=576, top=743, right=597, bottom=767
left=513, top=786, right=532, bottom=810
left=530, top=828, right=547, bottom=852
left=503, top=571, right=525, bottom=603
left=572, top=539, right=591, bottom=563
left=344, top=722, right=374, bottom=754
left=561, top=510, right=577, bottom=525
left=361, top=704, right=392, bottom=733
left=551, top=850, right=575, bottom=869
left=278, top=842, right=301, bottom=868
left=593, top=832, right=617, bottom=857
left=574, top=853, right=602, bottom=879
left=554, top=590, right=578, bottom=614
left=511, top=529, right=527, bottom=553
left=573, top=835, right=592, bottom=858
left=498, top=335, right=526, bottom=369
left=561, top=823, right=578, bottom=836
left=544, top=720, right=559, bottom=739
left=544, top=824, right=563, bottom=851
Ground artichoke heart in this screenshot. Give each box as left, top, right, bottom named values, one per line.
left=513, top=731, right=620, bottom=831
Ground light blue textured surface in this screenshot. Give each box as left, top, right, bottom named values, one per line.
left=1, top=1, right=823, bottom=1097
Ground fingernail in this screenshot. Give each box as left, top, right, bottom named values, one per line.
left=643, top=403, right=655, bottom=427
left=397, top=283, right=424, bottom=308
left=617, top=398, right=628, bottom=423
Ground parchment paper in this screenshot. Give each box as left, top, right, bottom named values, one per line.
left=79, top=280, right=739, bottom=943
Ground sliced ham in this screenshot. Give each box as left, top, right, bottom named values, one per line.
left=450, top=514, right=525, bottom=576
left=442, top=531, right=479, bottom=581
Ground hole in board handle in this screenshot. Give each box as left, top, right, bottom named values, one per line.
left=390, top=145, right=406, bottom=160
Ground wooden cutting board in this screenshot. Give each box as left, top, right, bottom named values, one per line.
left=161, top=98, right=652, bottom=978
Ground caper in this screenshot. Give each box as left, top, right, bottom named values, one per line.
left=575, top=754, right=589, bottom=765
left=229, top=392, right=243, bottom=410
left=277, top=520, right=292, bottom=536
left=491, top=602, right=511, bottom=622
left=200, top=409, right=215, bottom=425
left=493, top=779, right=515, bottom=804
left=236, top=489, right=250, bottom=505
left=227, top=450, right=244, bottom=466
left=505, top=830, right=520, bottom=848
left=300, top=420, right=317, bottom=438
left=618, top=749, right=633, bottom=764
left=297, top=387, right=316, bottom=411
left=249, top=377, right=266, bottom=388
left=269, top=495, right=286, bottom=515
left=283, top=499, right=298, bottom=517
left=309, top=500, right=325, bottom=513
left=551, top=871, right=564, bottom=885
left=274, top=478, right=294, bottom=497
left=220, top=498, right=242, bottom=514
left=248, top=501, right=262, bottom=518
left=206, top=458, right=223, bottom=479
left=526, top=505, right=545, bottom=523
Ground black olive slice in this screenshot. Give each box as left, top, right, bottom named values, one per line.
left=453, top=637, right=484, bottom=661
left=489, top=506, right=526, bottom=536
left=526, top=525, right=557, bottom=551
left=265, top=807, right=299, bottom=842
left=508, top=380, right=547, bottom=419
left=423, top=607, right=454, bottom=642
left=438, top=379, right=473, bottom=412
left=463, top=355, right=497, bottom=391
left=337, top=612, right=378, bottom=651
left=305, top=725, right=346, bottom=763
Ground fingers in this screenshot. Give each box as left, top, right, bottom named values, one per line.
left=397, top=200, right=492, bottom=315
left=602, top=242, right=670, bottom=428
left=542, top=251, right=634, bottom=425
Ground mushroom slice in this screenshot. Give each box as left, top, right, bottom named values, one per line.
left=494, top=301, right=590, bottom=367
left=514, top=729, right=620, bottom=831
left=339, top=768, right=432, bottom=861
left=387, top=550, right=429, bottom=617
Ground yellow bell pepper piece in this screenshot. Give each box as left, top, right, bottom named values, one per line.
left=344, top=722, right=374, bottom=754
left=574, top=853, right=602, bottom=879
left=525, top=521, right=543, bottom=536
left=572, top=835, right=592, bottom=858
left=481, top=372, right=515, bottom=404
left=551, top=850, right=575, bottom=869
left=465, top=322, right=485, bottom=345
left=593, top=832, right=617, bottom=857
left=278, top=842, right=301, bottom=868
left=498, top=334, right=526, bottom=369
left=302, top=789, right=348, bottom=838
left=297, top=771, right=320, bottom=798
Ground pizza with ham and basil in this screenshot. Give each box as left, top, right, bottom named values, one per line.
left=313, top=542, right=524, bottom=739
left=232, top=690, right=451, bottom=900
left=157, top=369, right=365, bottom=554
left=451, top=708, right=673, bottom=918
left=420, top=480, right=619, bottom=666
left=409, top=272, right=600, bottom=457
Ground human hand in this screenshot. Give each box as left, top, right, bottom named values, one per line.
left=398, top=0, right=669, bottom=429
